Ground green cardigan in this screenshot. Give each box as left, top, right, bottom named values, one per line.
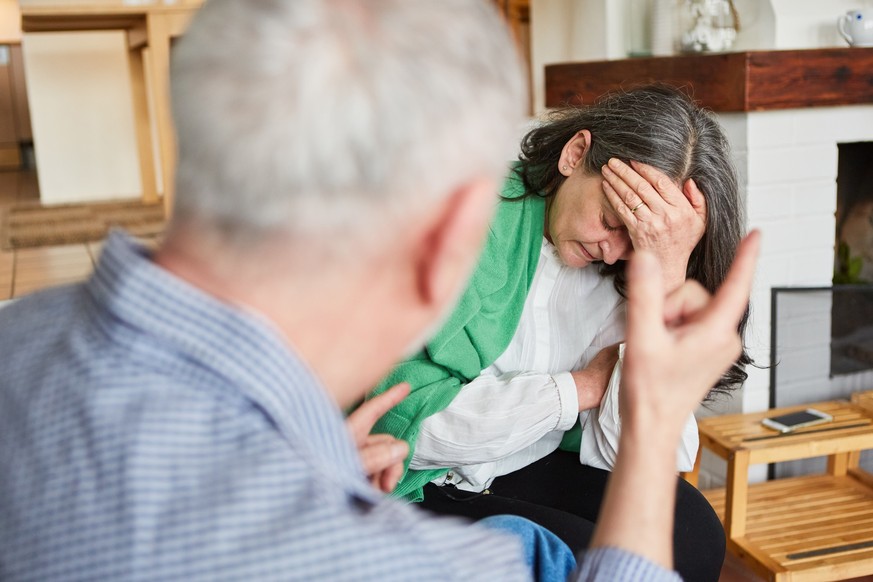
left=370, top=173, right=556, bottom=502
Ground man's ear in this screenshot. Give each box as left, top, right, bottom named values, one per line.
left=558, top=129, right=591, bottom=177
left=413, top=177, right=496, bottom=307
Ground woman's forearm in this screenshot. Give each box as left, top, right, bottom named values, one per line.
left=409, top=371, right=578, bottom=469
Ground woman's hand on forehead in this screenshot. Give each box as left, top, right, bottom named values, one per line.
left=600, top=158, right=706, bottom=291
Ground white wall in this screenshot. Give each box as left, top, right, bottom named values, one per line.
left=23, top=32, right=141, bottom=204
left=530, top=0, right=628, bottom=113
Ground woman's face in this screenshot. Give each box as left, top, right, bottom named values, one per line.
left=546, top=170, right=632, bottom=269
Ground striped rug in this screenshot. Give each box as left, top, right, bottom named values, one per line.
left=2, top=199, right=165, bottom=250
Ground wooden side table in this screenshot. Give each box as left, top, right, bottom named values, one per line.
left=698, top=399, right=873, bottom=581
left=20, top=2, right=202, bottom=214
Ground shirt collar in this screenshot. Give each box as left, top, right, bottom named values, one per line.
left=86, top=231, right=379, bottom=503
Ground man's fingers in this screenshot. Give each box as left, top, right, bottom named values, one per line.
left=626, top=250, right=666, bottom=345
left=347, top=383, right=411, bottom=442
left=359, top=437, right=409, bottom=477
left=365, top=434, right=398, bottom=447
left=663, top=280, right=710, bottom=327
left=705, top=231, right=761, bottom=328
left=379, top=460, right=405, bottom=493
left=662, top=232, right=759, bottom=332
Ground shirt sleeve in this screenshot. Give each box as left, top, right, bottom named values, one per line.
left=576, top=302, right=626, bottom=369
left=409, top=370, right=579, bottom=469
left=574, top=547, right=683, bottom=582
left=579, top=353, right=701, bottom=473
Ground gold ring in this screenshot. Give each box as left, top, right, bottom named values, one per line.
left=631, top=202, right=645, bottom=214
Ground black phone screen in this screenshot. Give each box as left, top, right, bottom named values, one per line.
left=767, top=411, right=825, bottom=427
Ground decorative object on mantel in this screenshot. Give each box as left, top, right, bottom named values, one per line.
left=650, top=0, right=675, bottom=56
left=677, top=0, right=739, bottom=53
left=545, top=47, right=873, bottom=111
left=1, top=199, right=165, bottom=250
left=839, top=9, right=873, bottom=48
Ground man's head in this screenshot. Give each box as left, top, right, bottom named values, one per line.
left=159, top=0, right=526, bottom=403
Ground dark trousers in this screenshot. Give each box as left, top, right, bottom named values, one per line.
left=420, top=450, right=725, bottom=582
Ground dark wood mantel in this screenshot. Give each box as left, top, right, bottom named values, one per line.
left=545, top=48, right=873, bottom=112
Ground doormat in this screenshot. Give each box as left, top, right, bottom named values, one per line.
left=1, top=199, right=165, bottom=250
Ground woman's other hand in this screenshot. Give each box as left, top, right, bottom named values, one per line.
left=601, top=158, right=706, bottom=291
left=571, top=344, right=620, bottom=411
left=347, top=383, right=411, bottom=493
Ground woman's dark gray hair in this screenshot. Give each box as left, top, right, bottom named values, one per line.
left=515, top=84, right=750, bottom=398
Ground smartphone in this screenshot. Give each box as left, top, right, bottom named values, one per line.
left=761, top=409, right=833, bottom=433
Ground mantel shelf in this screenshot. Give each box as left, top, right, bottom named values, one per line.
left=545, top=47, right=873, bottom=112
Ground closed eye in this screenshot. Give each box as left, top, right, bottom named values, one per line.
left=601, top=212, right=621, bottom=232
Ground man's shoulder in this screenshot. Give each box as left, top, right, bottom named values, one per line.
left=0, top=283, right=83, bottom=329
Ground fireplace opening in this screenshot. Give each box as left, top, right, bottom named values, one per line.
left=835, top=142, right=873, bottom=285
left=833, top=142, right=873, bottom=377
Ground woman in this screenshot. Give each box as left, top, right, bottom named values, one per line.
left=369, top=85, right=749, bottom=582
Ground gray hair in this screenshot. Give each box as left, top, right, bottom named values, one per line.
left=516, top=85, right=750, bottom=396
left=169, top=0, right=526, bottom=253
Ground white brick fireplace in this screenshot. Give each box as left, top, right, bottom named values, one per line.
left=696, top=104, right=873, bottom=486
left=723, top=105, right=873, bottom=408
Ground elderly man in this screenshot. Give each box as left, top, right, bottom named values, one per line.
left=0, top=0, right=758, bottom=580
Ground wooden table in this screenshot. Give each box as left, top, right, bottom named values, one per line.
left=699, top=399, right=873, bottom=581
left=21, top=2, right=202, bottom=213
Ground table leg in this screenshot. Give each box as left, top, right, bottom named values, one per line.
left=126, top=40, right=158, bottom=204
left=681, top=445, right=702, bottom=488
left=828, top=452, right=851, bottom=477
left=146, top=12, right=175, bottom=215
left=849, top=450, right=861, bottom=469
left=725, top=449, right=750, bottom=538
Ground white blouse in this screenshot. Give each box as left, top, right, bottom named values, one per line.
left=409, top=238, right=698, bottom=491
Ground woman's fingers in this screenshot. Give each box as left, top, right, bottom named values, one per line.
left=683, top=177, right=705, bottom=210
left=683, top=178, right=708, bottom=224
left=603, top=159, right=698, bottom=211
left=602, top=159, right=667, bottom=216
left=602, top=179, right=640, bottom=227
left=629, top=160, right=687, bottom=207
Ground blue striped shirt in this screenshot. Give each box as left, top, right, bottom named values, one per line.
left=0, top=232, right=678, bottom=582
